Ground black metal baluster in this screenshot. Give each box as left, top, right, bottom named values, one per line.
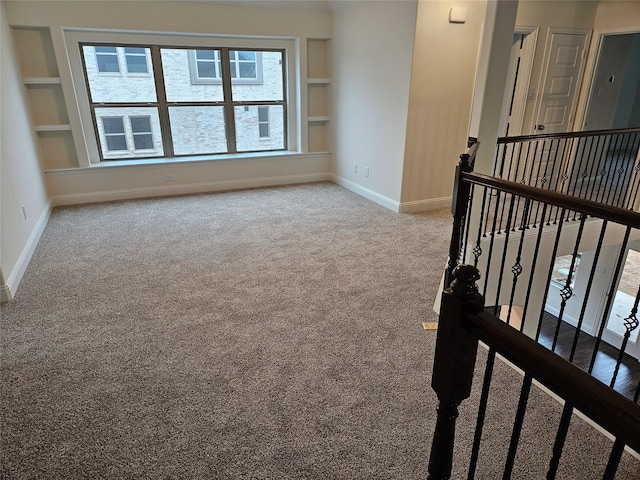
left=602, top=438, right=625, bottom=480
left=569, top=220, right=608, bottom=362
left=626, top=133, right=640, bottom=209
left=552, top=214, right=587, bottom=352
left=605, top=133, right=626, bottom=207
left=482, top=190, right=503, bottom=300
left=610, top=283, right=640, bottom=390
left=536, top=208, right=566, bottom=342
left=589, top=227, right=632, bottom=375
left=546, top=403, right=573, bottom=479
left=506, top=199, right=530, bottom=326
left=467, top=349, right=496, bottom=480
left=589, top=134, right=608, bottom=203
left=462, top=184, right=475, bottom=265
left=494, top=195, right=517, bottom=316
left=503, top=374, right=533, bottom=479
left=473, top=187, right=488, bottom=268
left=520, top=203, right=548, bottom=333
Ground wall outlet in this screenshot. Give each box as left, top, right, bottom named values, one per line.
left=21, top=205, right=28, bottom=221
left=364, top=167, right=370, bottom=178
left=164, top=174, right=176, bottom=182
left=352, top=163, right=357, bottom=174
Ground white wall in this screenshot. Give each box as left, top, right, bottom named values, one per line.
left=0, top=3, right=50, bottom=302
left=330, top=0, right=417, bottom=210
left=400, top=0, right=487, bottom=209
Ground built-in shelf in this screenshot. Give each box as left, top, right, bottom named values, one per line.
left=35, top=124, right=72, bottom=132
left=23, top=77, right=62, bottom=85
left=308, top=116, right=329, bottom=122
left=307, top=78, right=331, bottom=84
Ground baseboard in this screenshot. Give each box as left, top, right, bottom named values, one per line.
left=399, top=196, right=452, bottom=213
left=3, top=201, right=52, bottom=302
left=0, top=284, right=12, bottom=304
left=50, top=173, right=332, bottom=206
left=329, top=174, right=401, bottom=212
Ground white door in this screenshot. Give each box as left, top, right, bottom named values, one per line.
left=535, top=32, right=589, bottom=134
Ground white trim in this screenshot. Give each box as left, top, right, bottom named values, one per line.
left=399, top=197, right=451, bottom=213
left=330, top=174, right=400, bottom=212
left=3, top=202, right=52, bottom=302
left=50, top=173, right=332, bottom=206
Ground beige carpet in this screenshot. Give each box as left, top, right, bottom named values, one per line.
left=1, top=182, right=638, bottom=478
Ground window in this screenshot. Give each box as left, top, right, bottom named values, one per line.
left=191, top=50, right=221, bottom=82
left=95, top=46, right=119, bottom=73
left=124, top=48, right=148, bottom=74
left=130, top=116, right=153, bottom=149
left=102, top=117, right=126, bottom=151
left=81, top=44, right=286, bottom=161
left=258, top=106, right=269, bottom=138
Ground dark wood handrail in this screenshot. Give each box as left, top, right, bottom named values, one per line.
left=497, top=126, right=640, bottom=145
left=464, top=308, right=640, bottom=453
left=461, top=171, right=640, bottom=229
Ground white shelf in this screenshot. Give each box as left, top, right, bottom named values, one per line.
left=308, top=116, right=329, bottom=122
left=35, top=124, right=72, bottom=132
left=307, top=78, right=331, bottom=84
left=24, top=77, right=62, bottom=85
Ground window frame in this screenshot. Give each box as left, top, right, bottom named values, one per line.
left=66, top=30, right=298, bottom=166
left=124, top=47, right=149, bottom=74
left=258, top=106, right=270, bottom=139
left=78, top=39, right=290, bottom=162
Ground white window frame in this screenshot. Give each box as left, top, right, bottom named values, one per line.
left=95, top=46, right=120, bottom=73
left=124, top=47, right=149, bottom=74
left=66, top=30, right=298, bottom=165
left=102, top=116, right=127, bottom=151
left=129, top=115, right=154, bottom=150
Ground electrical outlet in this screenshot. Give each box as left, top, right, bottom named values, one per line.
left=164, top=174, right=176, bottom=182
left=21, top=205, right=28, bottom=221
left=352, top=163, right=357, bottom=174
left=364, top=167, right=370, bottom=178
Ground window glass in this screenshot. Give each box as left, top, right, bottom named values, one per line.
left=169, top=106, right=227, bottom=155
left=130, top=116, right=153, bottom=149
left=235, top=105, right=284, bottom=152
left=95, top=46, right=119, bottom=73
left=162, top=48, right=224, bottom=102
left=95, top=107, right=164, bottom=159
left=102, top=117, right=126, bottom=151
left=124, top=48, right=148, bottom=74
left=83, top=46, right=156, bottom=103
left=230, top=51, right=283, bottom=102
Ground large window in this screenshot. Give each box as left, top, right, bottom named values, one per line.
left=81, top=43, right=286, bottom=161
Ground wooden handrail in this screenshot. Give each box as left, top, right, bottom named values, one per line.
left=464, top=308, right=640, bottom=453
left=497, top=126, right=640, bottom=145
left=461, top=171, right=640, bottom=229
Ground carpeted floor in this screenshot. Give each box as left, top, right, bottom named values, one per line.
left=1, top=182, right=638, bottom=478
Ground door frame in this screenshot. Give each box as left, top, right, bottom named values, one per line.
left=499, top=26, right=538, bottom=137
left=574, top=26, right=640, bottom=132
left=532, top=28, right=591, bottom=135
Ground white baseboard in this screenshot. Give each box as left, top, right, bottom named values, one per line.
left=330, top=174, right=401, bottom=212
left=2, top=201, right=52, bottom=302
left=399, top=196, right=452, bottom=213
left=50, top=173, right=332, bottom=206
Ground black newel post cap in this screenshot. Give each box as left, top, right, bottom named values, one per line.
left=450, top=264, right=481, bottom=299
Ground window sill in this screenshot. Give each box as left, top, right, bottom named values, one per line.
left=44, top=150, right=331, bottom=174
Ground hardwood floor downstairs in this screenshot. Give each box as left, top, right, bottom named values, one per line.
left=538, top=311, right=640, bottom=402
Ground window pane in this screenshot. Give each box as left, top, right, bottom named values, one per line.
left=83, top=46, right=156, bottom=103
left=161, top=48, right=224, bottom=102
left=95, top=46, right=119, bottom=73
left=231, top=51, right=283, bottom=102
left=95, top=107, right=163, bottom=159
left=125, top=48, right=148, bottom=74
left=169, top=106, right=227, bottom=155
left=235, top=105, right=284, bottom=152
left=130, top=116, right=151, bottom=133
left=103, top=116, right=125, bottom=134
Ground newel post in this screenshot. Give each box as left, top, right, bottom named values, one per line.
left=446, top=153, right=474, bottom=287
left=428, top=264, right=484, bottom=480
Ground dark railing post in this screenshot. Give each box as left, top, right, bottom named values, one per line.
left=428, top=264, right=484, bottom=480
left=447, top=153, right=475, bottom=287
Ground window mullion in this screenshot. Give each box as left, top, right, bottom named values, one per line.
left=220, top=48, right=236, bottom=154
left=150, top=46, right=174, bottom=157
